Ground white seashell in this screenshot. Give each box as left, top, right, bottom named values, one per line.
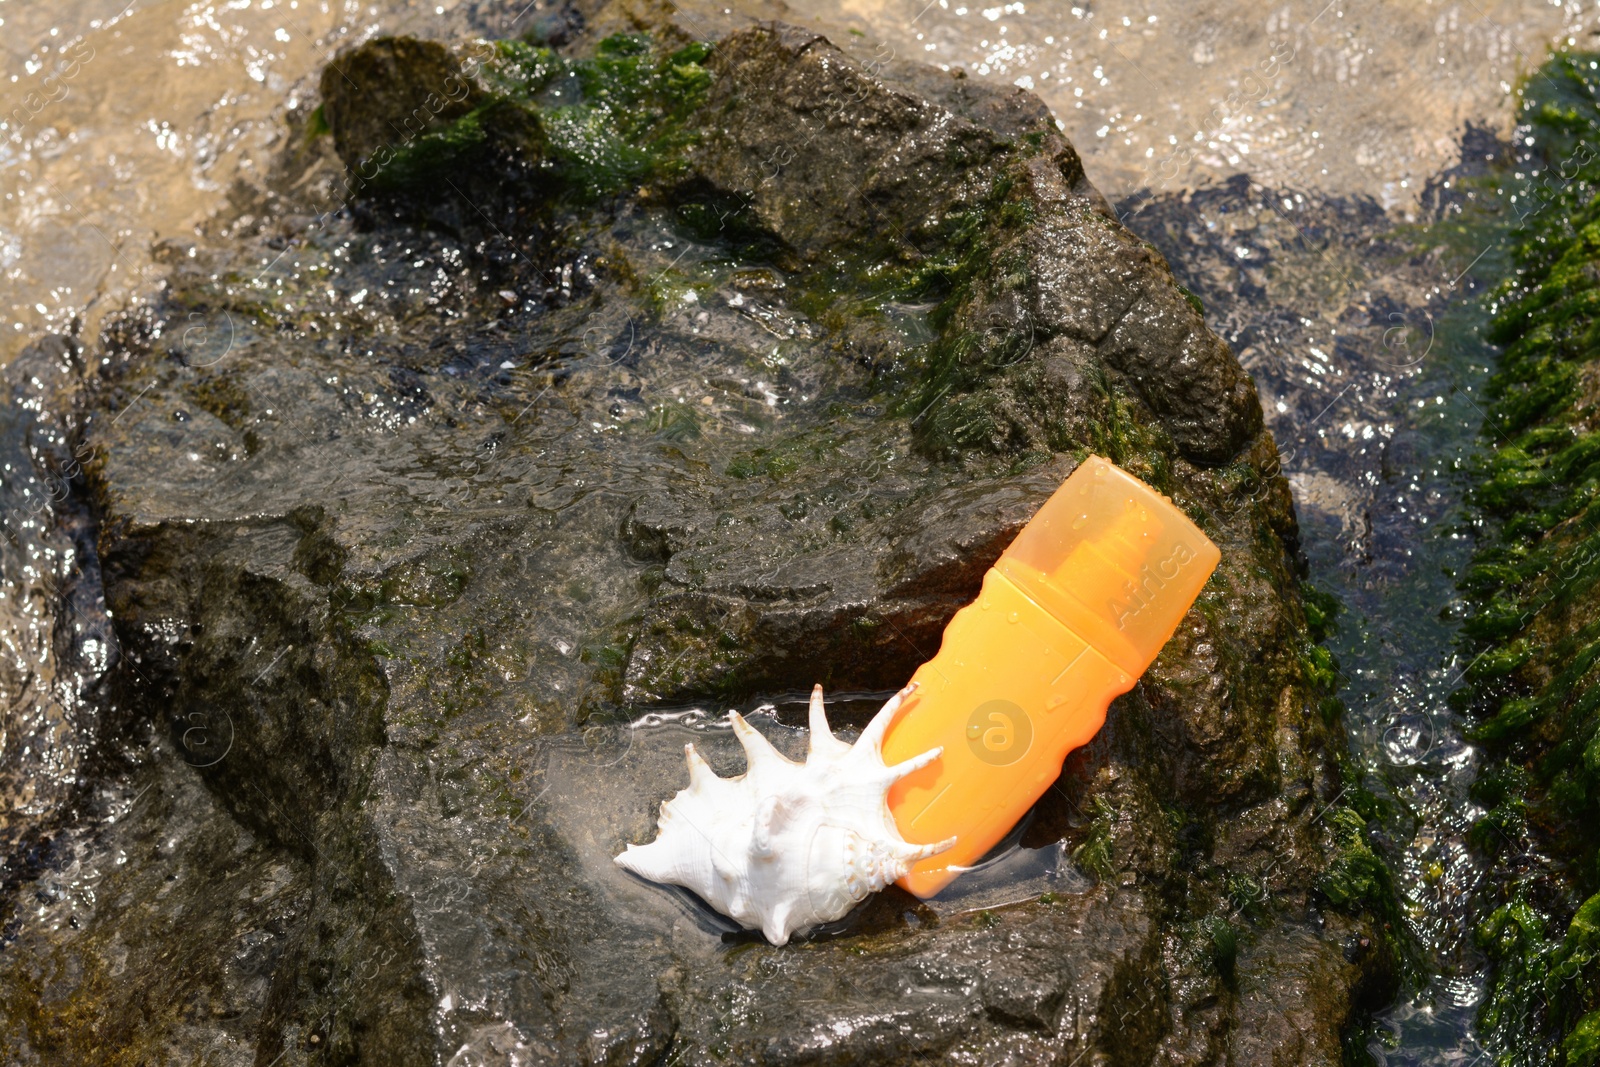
left=615, top=683, right=956, bottom=945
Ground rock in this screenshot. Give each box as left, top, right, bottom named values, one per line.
left=684, top=22, right=1259, bottom=465
left=0, top=333, right=116, bottom=898
left=0, top=15, right=1390, bottom=1066
left=319, top=36, right=485, bottom=175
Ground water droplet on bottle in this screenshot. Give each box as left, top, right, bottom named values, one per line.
left=1071, top=513, right=1088, bottom=530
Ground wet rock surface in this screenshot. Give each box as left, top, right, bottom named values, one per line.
left=0, top=11, right=1392, bottom=1065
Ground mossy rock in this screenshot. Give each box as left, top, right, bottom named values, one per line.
left=319, top=36, right=489, bottom=176
left=0, top=12, right=1389, bottom=1066
left=1456, top=49, right=1600, bottom=1067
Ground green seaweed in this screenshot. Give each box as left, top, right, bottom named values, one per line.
left=1318, top=807, right=1398, bottom=916
left=304, top=102, right=330, bottom=141
left=885, top=171, right=1042, bottom=455
left=1456, top=48, right=1600, bottom=1067
left=1477, top=895, right=1600, bottom=1067
left=1071, top=795, right=1117, bottom=880
left=377, top=33, right=713, bottom=199
left=1203, top=914, right=1239, bottom=984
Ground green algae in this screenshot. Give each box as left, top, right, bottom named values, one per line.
left=371, top=33, right=713, bottom=198
left=370, top=96, right=540, bottom=192
left=1319, top=807, right=1398, bottom=916
left=1070, top=794, right=1117, bottom=880
left=881, top=170, right=1047, bottom=457
left=1456, top=48, right=1600, bottom=1067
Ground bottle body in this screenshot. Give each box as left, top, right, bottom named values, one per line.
left=880, top=456, right=1220, bottom=898
left=882, top=568, right=1130, bottom=896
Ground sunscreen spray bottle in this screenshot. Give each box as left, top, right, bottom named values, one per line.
left=881, top=455, right=1221, bottom=897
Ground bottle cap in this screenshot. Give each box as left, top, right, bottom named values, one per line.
left=995, top=456, right=1220, bottom=677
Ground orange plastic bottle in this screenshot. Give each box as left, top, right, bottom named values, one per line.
left=880, top=455, right=1221, bottom=897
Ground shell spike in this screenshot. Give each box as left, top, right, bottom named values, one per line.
left=615, top=841, right=673, bottom=883
left=883, top=745, right=942, bottom=783
left=905, top=835, right=957, bottom=863
left=685, top=742, right=717, bottom=791
left=808, top=684, right=828, bottom=737
left=857, top=681, right=918, bottom=752
left=728, top=710, right=793, bottom=774
left=807, top=684, right=851, bottom=760
left=763, top=902, right=794, bottom=947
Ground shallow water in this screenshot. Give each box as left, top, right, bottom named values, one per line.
left=2, top=0, right=1593, bottom=1061
left=791, top=0, right=1584, bottom=208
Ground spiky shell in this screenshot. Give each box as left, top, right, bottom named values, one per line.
left=615, top=683, right=955, bottom=945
